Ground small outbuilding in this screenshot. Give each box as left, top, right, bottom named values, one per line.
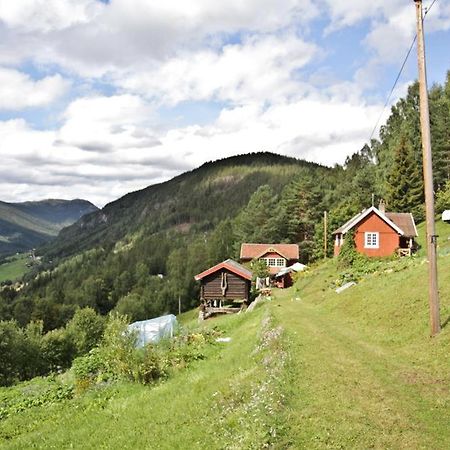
left=194, top=259, right=252, bottom=316
left=333, top=203, right=418, bottom=258
left=442, top=210, right=450, bottom=223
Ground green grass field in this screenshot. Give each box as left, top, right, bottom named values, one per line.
left=0, top=246, right=449, bottom=449
left=0, top=254, right=29, bottom=283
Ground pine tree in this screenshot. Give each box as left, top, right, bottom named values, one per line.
left=429, top=76, right=450, bottom=191
left=386, top=136, right=424, bottom=212
left=233, top=185, right=278, bottom=246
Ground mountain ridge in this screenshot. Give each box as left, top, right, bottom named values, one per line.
left=0, top=199, right=98, bottom=256
left=44, top=152, right=327, bottom=258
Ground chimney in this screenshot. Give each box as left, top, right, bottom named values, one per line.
left=378, top=199, right=386, bottom=214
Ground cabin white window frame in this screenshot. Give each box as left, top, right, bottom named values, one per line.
left=335, top=234, right=343, bottom=246
left=261, top=257, right=286, bottom=267
left=276, top=258, right=286, bottom=267
left=364, top=232, right=379, bottom=248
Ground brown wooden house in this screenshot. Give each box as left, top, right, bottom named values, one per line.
left=333, top=204, right=418, bottom=258
left=194, top=259, right=252, bottom=316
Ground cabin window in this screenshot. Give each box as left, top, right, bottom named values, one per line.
left=261, top=257, right=286, bottom=267
left=364, top=232, right=379, bottom=248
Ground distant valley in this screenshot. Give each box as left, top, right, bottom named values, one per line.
left=0, top=199, right=98, bottom=257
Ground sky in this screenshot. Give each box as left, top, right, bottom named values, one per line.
left=0, top=0, right=449, bottom=207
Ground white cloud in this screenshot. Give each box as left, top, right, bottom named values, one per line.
left=0, top=0, right=319, bottom=78
left=0, top=86, right=384, bottom=206
left=119, top=34, right=318, bottom=105
left=0, top=0, right=103, bottom=33
left=0, top=68, right=69, bottom=110
left=160, top=96, right=381, bottom=169
left=323, top=0, right=404, bottom=31
left=57, top=94, right=156, bottom=151
left=0, top=0, right=448, bottom=207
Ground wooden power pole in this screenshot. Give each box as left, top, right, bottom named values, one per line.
left=324, top=211, right=328, bottom=258
left=414, top=0, right=441, bottom=336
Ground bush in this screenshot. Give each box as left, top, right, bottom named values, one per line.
left=436, top=181, right=450, bottom=213
left=71, top=314, right=218, bottom=390
left=113, top=293, right=149, bottom=322
left=72, top=348, right=106, bottom=391
left=66, top=307, right=105, bottom=356
left=41, top=328, right=76, bottom=373
left=337, top=230, right=358, bottom=269
left=0, top=320, right=46, bottom=386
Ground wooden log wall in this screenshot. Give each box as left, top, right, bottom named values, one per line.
left=201, top=269, right=250, bottom=301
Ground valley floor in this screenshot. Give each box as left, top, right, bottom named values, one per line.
left=1, top=258, right=449, bottom=449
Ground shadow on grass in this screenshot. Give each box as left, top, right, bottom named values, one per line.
left=441, top=316, right=450, bottom=329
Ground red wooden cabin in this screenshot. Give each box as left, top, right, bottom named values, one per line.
left=240, top=243, right=299, bottom=288
left=333, top=205, right=418, bottom=258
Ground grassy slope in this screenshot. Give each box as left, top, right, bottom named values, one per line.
left=1, top=235, right=449, bottom=449
left=0, top=255, right=29, bottom=283
left=273, top=244, right=450, bottom=448
left=0, top=306, right=290, bottom=449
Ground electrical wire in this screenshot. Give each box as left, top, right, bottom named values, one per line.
left=367, top=0, right=439, bottom=143
left=424, top=0, right=438, bottom=17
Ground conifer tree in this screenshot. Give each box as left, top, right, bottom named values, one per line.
left=429, top=76, right=450, bottom=191
left=233, top=185, right=278, bottom=246
left=386, top=136, right=424, bottom=212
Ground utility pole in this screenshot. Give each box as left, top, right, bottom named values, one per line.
left=324, top=211, right=328, bottom=258
left=414, top=0, right=440, bottom=336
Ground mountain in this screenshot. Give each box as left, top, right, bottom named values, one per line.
left=0, top=199, right=98, bottom=257
left=2, top=152, right=338, bottom=330
left=44, top=152, right=327, bottom=258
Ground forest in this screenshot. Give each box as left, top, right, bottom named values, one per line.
left=0, top=73, right=449, bottom=385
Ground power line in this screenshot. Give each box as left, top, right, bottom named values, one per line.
left=367, top=0, right=439, bottom=143
left=368, top=36, right=416, bottom=142
left=424, top=0, right=438, bottom=16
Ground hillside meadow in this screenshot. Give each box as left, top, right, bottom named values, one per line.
left=0, top=240, right=449, bottom=449
left=0, top=255, right=29, bottom=284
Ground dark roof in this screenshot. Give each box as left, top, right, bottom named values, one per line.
left=194, top=259, right=252, bottom=281
left=332, top=206, right=418, bottom=237
left=240, top=243, right=299, bottom=260
left=385, top=212, right=418, bottom=237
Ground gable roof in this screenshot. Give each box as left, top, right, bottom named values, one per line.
left=240, top=243, right=299, bottom=260
left=194, top=259, right=252, bottom=281
left=385, top=212, right=418, bottom=237
left=332, top=206, right=418, bottom=237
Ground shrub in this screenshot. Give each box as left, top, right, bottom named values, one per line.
left=66, top=307, right=105, bottom=356
left=71, top=316, right=218, bottom=390
left=72, top=348, right=106, bottom=391
left=113, top=293, right=149, bottom=322
left=41, top=328, right=76, bottom=373
left=337, top=230, right=358, bottom=269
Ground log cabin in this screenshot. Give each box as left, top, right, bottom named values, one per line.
left=194, top=259, right=252, bottom=317
left=333, top=203, right=418, bottom=258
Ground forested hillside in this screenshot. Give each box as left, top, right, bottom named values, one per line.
left=0, top=72, right=449, bottom=352
left=0, top=199, right=98, bottom=257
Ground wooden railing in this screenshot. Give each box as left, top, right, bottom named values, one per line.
left=397, top=248, right=412, bottom=257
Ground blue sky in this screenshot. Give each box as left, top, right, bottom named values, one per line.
left=0, top=0, right=448, bottom=207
